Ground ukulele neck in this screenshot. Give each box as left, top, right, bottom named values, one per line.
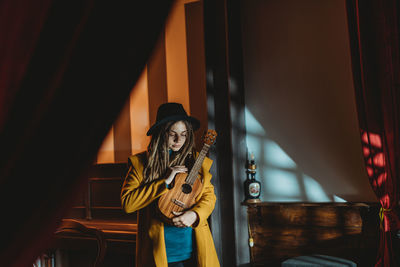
left=186, top=144, right=210, bottom=185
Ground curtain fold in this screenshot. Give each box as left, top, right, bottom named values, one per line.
left=0, top=0, right=52, bottom=130
left=346, top=0, right=400, bottom=266
left=0, top=1, right=173, bottom=266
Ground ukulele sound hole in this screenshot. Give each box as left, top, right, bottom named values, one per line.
left=181, top=183, right=192, bottom=194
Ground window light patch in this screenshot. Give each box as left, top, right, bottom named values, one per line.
left=264, top=169, right=300, bottom=197
left=264, top=141, right=296, bottom=169
left=333, top=195, right=347, bottom=202
left=245, top=107, right=266, bottom=135
left=303, top=174, right=330, bottom=202
left=246, top=135, right=262, bottom=162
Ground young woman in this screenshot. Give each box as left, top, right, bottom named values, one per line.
left=121, top=103, right=220, bottom=267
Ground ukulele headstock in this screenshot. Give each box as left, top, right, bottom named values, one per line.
left=204, top=129, right=217, bottom=146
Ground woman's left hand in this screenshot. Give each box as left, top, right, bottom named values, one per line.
left=172, top=210, right=198, bottom=227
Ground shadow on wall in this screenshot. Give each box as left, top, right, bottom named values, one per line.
left=244, top=107, right=372, bottom=203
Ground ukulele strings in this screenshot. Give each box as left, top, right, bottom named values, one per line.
left=186, top=145, right=209, bottom=185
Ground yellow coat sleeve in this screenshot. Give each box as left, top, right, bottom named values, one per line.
left=191, top=156, right=217, bottom=227
left=120, top=153, right=168, bottom=214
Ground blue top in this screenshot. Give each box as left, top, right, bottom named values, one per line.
left=164, top=223, right=193, bottom=262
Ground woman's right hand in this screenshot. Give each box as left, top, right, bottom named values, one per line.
left=165, top=165, right=187, bottom=185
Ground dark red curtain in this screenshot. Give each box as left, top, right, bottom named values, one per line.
left=0, top=1, right=173, bottom=266
left=346, top=0, right=400, bottom=266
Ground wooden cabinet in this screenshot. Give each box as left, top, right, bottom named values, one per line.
left=244, top=202, right=380, bottom=266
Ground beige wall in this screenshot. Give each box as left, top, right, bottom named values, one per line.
left=165, top=0, right=191, bottom=113
left=129, top=69, right=151, bottom=155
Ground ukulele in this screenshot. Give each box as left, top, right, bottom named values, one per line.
left=157, top=129, right=217, bottom=224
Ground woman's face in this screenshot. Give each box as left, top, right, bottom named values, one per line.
left=168, top=121, right=187, bottom=152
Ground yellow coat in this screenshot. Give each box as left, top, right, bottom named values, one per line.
left=121, top=152, right=220, bottom=267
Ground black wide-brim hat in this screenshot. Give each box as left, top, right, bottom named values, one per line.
left=146, top=102, right=200, bottom=136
